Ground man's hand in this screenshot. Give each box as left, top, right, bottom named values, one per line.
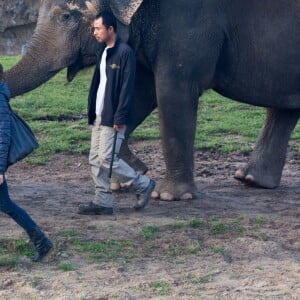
left=0, top=174, right=4, bottom=185
left=113, top=124, right=125, bottom=131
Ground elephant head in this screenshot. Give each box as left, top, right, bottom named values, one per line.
left=5, top=0, right=144, bottom=97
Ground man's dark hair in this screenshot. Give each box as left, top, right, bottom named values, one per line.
left=95, top=11, right=117, bottom=32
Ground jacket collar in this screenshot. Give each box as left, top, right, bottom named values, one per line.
left=97, top=36, right=122, bottom=59
left=107, top=36, right=121, bottom=55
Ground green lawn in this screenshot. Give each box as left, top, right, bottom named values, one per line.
left=1, top=55, right=299, bottom=164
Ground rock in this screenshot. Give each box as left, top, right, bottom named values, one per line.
left=0, top=0, right=39, bottom=55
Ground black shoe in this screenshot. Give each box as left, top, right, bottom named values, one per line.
left=27, top=227, right=53, bottom=262
left=134, top=179, right=156, bottom=211
left=31, top=238, right=53, bottom=262
left=78, top=202, right=113, bottom=215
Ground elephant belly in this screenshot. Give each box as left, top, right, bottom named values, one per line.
left=214, top=51, right=300, bottom=109
left=213, top=0, right=300, bottom=109
left=214, top=80, right=300, bottom=110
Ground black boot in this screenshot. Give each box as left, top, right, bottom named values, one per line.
left=27, top=227, right=53, bottom=262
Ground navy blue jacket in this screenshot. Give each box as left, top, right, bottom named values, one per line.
left=0, top=82, right=11, bottom=174
left=87, top=37, right=136, bottom=126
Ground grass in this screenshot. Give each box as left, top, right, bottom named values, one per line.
left=192, top=274, right=214, bottom=284
left=75, top=239, right=135, bottom=263
left=140, top=225, right=160, bottom=239
left=13, top=239, right=35, bottom=257
left=31, top=277, right=42, bottom=288
left=1, top=238, right=34, bottom=257
left=254, top=216, right=265, bottom=228
left=167, top=222, right=186, bottom=230
left=212, top=245, right=225, bottom=254
left=57, top=261, right=77, bottom=272
left=209, top=221, right=228, bottom=235
left=0, top=54, right=297, bottom=295
left=188, top=218, right=206, bottom=229
left=0, top=237, right=34, bottom=269
left=1, top=55, right=298, bottom=164
left=0, top=215, right=271, bottom=269
left=148, top=281, right=171, bottom=296
left=0, top=256, right=19, bottom=268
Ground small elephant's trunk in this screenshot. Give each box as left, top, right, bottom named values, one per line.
left=4, top=61, right=59, bottom=98
left=4, top=32, right=61, bottom=98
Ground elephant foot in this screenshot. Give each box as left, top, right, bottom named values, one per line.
left=110, top=161, right=148, bottom=192
left=110, top=181, right=132, bottom=192
left=151, top=179, right=196, bottom=201
left=234, top=164, right=280, bottom=189
left=111, top=182, right=121, bottom=191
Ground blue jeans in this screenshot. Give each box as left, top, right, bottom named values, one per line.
left=0, top=176, right=37, bottom=232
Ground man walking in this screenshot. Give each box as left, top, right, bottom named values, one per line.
left=78, top=11, right=155, bottom=215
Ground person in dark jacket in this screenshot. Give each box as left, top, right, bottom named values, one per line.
left=0, top=63, right=53, bottom=262
left=78, top=11, right=155, bottom=215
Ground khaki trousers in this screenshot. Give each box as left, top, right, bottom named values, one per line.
left=89, top=116, right=150, bottom=208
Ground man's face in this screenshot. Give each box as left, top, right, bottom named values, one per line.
left=92, top=17, right=113, bottom=44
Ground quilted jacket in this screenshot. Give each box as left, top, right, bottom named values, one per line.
left=0, top=82, right=11, bottom=174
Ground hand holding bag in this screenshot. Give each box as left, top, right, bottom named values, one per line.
left=8, top=105, right=39, bottom=166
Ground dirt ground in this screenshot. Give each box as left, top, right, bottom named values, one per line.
left=0, top=140, right=299, bottom=300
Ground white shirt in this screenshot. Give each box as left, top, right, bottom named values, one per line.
left=95, top=47, right=109, bottom=116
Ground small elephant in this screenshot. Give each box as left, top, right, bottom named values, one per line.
left=5, top=0, right=300, bottom=200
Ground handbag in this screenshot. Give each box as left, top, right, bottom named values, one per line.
left=7, top=105, right=39, bottom=166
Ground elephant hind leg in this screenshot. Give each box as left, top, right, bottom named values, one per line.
left=119, top=139, right=149, bottom=175
left=120, top=63, right=157, bottom=174
left=234, top=107, right=300, bottom=188
left=111, top=63, right=157, bottom=191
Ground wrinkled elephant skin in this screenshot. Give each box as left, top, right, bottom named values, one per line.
left=4, top=0, right=300, bottom=200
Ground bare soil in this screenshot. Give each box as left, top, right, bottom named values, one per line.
left=1, top=140, right=299, bottom=299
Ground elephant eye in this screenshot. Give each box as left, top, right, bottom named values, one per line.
left=62, top=13, right=71, bottom=21
left=60, top=10, right=82, bottom=24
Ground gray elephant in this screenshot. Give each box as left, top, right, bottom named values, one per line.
left=4, top=0, right=300, bottom=200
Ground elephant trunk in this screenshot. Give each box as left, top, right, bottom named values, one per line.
left=4, top=32, right=62, bottom=98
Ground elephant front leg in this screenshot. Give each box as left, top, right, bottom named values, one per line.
left=235, top=108, right=300, bottom=188
left=153, top=86, right=199, bottom=201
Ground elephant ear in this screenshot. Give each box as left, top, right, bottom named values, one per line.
left=110, top=0, right=144, bottom=25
